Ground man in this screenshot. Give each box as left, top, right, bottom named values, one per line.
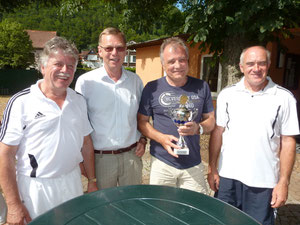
left=138, top=37, right=215, bottom=193
left=0, top=36, right=97, bottom=224
left=75, top=27, right=146, bottom=189
left=208, top=46, right=300, bottom=225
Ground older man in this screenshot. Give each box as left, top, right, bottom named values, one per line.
left=208, top=46, right=300, bottom=225
left=75, top=27, right=145, bottom=189
left=138, top=37, right=215, bottom=193
left=0, top=37, right=97, bottom=224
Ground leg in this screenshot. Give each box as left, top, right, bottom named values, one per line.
left=17, top=166, right=83, bottom=219
left=94, top=153, right=118, bottom=189
left=215, top=177, right=242, bottom=209
left=242, top=185, right=274, bottom=225
left=177, top=163, right=208, bottom=194
left=149, top=157, right=177, bottom=187
left=118, top=147, right=143, bottom=186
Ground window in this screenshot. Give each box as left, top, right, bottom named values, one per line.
left=124, top=55, right=129, bottom=63
left=200, top=55, right=222, bottom=97
left=130, top=55, right=136, bottom=63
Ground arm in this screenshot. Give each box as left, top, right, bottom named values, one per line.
left=271, top=135, right=296, bottom=208
left=207, top=125, right=225, bottom=192
left=137, top=113, right=180, bottom=158
left=81, top=135, right=98, bottom=192
left=178, top=111, right=215, bottom=136
left=0, top=142, right=31, bottom=224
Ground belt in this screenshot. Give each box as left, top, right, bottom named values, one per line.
left=94, top=142, right=137, bottom=155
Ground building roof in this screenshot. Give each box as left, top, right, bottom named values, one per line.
left=26, top=30, right=57, bottom=49
left=127, top=34, right=190, bottom=50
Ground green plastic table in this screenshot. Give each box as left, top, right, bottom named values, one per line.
left=29, top=185, right=260, bottom=225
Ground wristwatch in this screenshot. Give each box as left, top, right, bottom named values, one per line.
left=199, top=124, right=204, bottom=135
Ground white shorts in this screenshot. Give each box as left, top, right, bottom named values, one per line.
left=17, top=166, right=83, bottom=219
left=150, top=157, right=208, bottom=194
left=0, top=193, right=6, bottom=224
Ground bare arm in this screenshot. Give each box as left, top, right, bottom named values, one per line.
left=81, top=135, right=98, bottom=192
left=271, top=135, right=296, bottom=208
left=137, top=113, right=180, bottom=158
left=0, top=142, right=31, bottom=224
left=207, top=125, right=225, bottom=192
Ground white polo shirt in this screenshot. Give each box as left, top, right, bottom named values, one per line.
left=216, top=77, right=300, bottom=188
left=75, top=67, right=143, bottom=150
left=0, top=80, right=93, bottom=178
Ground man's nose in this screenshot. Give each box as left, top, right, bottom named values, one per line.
left=61, top=64, right=68, bottom=72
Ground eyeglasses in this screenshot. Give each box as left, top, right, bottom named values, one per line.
left=100, top=46, right=126, bottom=52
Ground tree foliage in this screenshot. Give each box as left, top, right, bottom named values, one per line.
left=1, top=0, right=184, bottom=51
left=0, top=19, right=34, bottom=69
left=182, top=0, right=300, bottom=86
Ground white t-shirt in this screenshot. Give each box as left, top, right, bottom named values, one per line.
left=0, top=80, right=93, bottom=178
left=216, top=77, right=300, bottom=188
left=75, top=67, right=143, bottom=150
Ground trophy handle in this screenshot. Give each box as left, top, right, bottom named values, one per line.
left=189, top=109, right=198, bottom=121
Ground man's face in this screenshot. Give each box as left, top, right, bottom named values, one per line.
left=98, top=34, right=126, bottom=72
left=240, top=46, right=270, bottom=91
left=162, top=44, right=189, bottom=84
left=41, top=50, right=76, bottom=92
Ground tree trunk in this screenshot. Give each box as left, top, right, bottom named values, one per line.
left=221, top=36, right=254, bottom=89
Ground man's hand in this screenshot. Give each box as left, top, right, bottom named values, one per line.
left=178, top=121, right=199, bottom=136
left=207, top=167, right=220, bottom=192
left=271, top=180, right=288, bottom=208
left=135, top=140, right=146, bottom=157
left=7, top=202, right=31, bottom=225
left=87, top=181, right=98, bottom=193
left=158, top=134, right=180, bottom=158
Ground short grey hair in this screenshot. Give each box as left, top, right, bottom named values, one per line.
left=160, top=37, right=189, bottom=65
left=38, top=36, right=79, bottom=72
left=240, top=46, right=271, bottom=65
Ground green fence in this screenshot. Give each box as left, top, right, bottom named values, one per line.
left=0, top=69, right=87, bottom=95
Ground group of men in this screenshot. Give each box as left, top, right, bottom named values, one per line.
left=0, top=27, right=299, bottom=225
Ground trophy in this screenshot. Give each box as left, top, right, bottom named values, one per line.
left=168, top=95, right=198, bottom=155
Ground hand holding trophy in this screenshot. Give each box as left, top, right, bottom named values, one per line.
left=168, top=95, right=198, bottom=155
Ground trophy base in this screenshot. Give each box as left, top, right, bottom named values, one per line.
left=174, top=148, right=189, bottom=155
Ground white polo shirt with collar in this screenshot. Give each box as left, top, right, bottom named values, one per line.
left=75, top=66, right=143, bottom=150
left=0, top=80, right=93, bottom=178
left=216, top=76, right=299, bottom=188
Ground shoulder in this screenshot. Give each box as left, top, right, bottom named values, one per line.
left=275, top=85, right=296, bottom=100
left=77, top=68, right=101, bottom=82
left=68, top=88, right=86, bottom=103
left=124, top=69, right=143, bottom=83
left=8, top=88, right=31, bottom=106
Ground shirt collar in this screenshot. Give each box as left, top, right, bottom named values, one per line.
left=236, top=76, right=277, bottom=95
left=100, top=66, right=128, bottom=84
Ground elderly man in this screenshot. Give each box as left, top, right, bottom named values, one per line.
left=0, top=36, right=97, bottom=224
left=75, top=27, right=145, bottom=189
left=208, top=46, right=300, bottom=225
left=138, top=37, right=215, bottom=193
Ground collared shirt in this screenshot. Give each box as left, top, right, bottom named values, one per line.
left=216, top=76, right=300, bottom=188
left=0, top=80, right=93, bottom=178
left=75, top=67, right=143, bottom=150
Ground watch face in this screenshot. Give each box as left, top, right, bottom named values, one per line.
left=199, top=125, right=203, bottom=135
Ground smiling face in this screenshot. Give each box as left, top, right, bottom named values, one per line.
left=41, top=49, right=76, bottom=94
left=162, top=44, right=189, bottom=87
left=98, top=33, right=126, bottom=76
left=240, top=46, right=270, bottom=92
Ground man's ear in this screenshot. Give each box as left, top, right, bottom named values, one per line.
left=239, top=63, right=244, bottom=73
left=98, top=45, right=102, bottom=58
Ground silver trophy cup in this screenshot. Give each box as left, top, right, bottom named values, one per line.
left=168, top=103, right=198, bottom=155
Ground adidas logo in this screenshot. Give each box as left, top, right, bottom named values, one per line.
left=35, top=112, right=45, bottom=119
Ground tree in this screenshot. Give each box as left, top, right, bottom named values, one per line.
left=183, top=0, right=300, bottom=87
left=0, top=19, right=34, bottom=69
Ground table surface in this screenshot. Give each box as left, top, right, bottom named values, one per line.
left=29, top=185, right=260, bottom=225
